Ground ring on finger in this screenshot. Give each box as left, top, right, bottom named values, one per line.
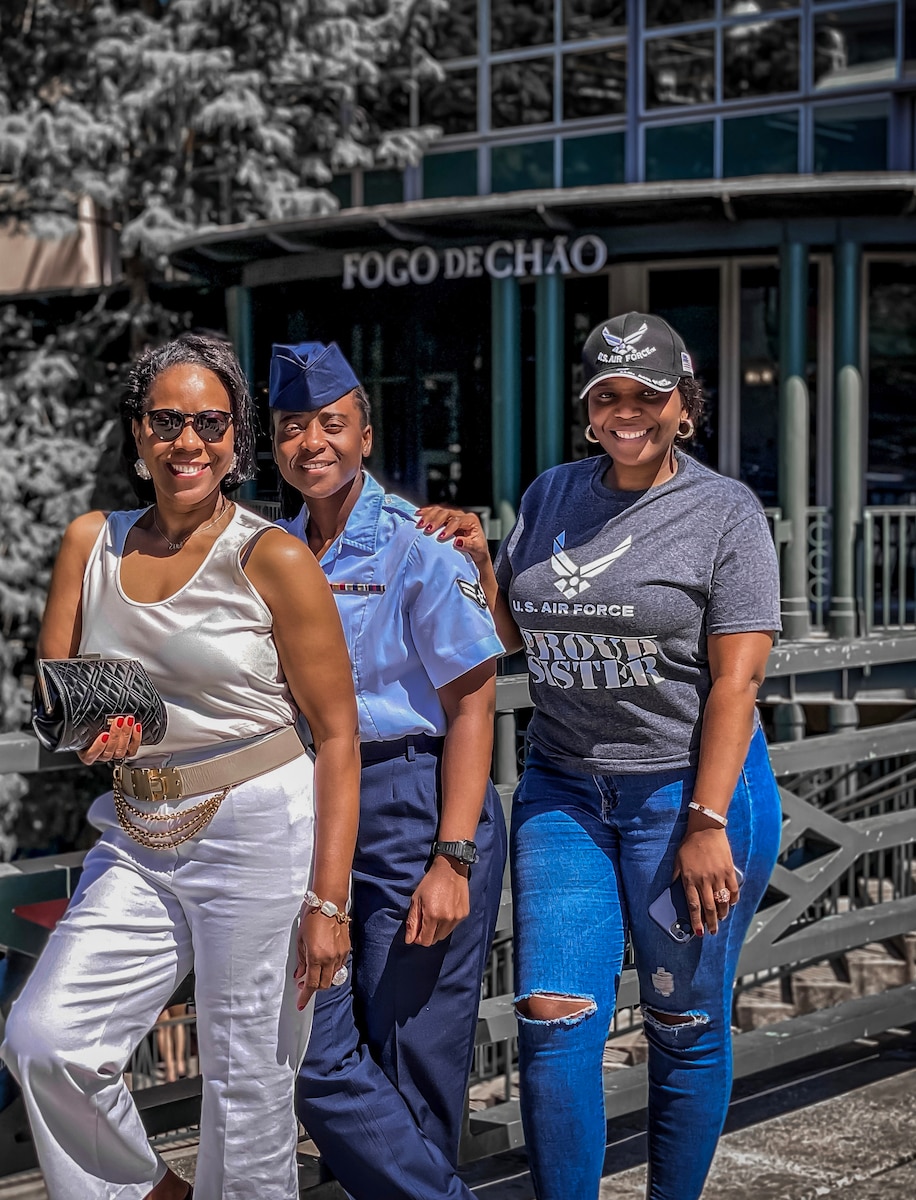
left=713, top=887, right=731, bottom=904
left=331, top=966, right=348, bottom=987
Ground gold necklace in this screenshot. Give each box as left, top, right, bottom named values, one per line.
left=152, top=498, right=231, bottom=552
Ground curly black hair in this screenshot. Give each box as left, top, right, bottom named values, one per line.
left=675, top=376, right=706, bottom=439
left=121, top=333, right=256, bottom=504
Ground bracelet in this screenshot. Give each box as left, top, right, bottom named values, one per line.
left=688, top=801, right=728, bottom=827
left=303, top=890, right=352, bottom=926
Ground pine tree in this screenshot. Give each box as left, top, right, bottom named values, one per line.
left=0, top=0, right=450, bottom=856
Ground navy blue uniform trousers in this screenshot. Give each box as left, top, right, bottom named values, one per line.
left=297, top=738, right=507, bottom=1200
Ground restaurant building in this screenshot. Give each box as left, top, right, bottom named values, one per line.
left=170, top=0, right=916, bottom=638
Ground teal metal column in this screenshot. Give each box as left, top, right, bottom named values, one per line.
left=535, top=274, right=565, bottom=474
left=828, top=240, right=863, bottom=639
left=778, top=240, right=811, bottom=641
left=226, top=284, right=258, bottom=500
left=491, top=275, right=522, bottom=510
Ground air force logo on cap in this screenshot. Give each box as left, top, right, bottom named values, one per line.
left=578, top=311, right=694, bottom=399
left=269, top=341, right=361, bottom=411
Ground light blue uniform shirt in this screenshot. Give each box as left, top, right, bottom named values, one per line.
left=278, top=473, right=504, bottom=742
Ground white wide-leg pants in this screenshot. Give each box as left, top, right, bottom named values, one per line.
left=1, top=754, right=315, bottom=1200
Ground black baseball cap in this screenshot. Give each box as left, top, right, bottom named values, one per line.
left=579, top=312, right=694, bottom=398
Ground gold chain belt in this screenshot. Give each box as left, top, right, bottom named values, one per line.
left=113, top=784, right=231, bottom=848
left=111, top=725, right=304, bottom=849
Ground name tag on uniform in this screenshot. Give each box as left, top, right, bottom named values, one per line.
left=329, top=582, right=386, bottom=595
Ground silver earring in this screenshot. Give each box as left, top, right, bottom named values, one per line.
left=676, top=418, right=695, bottom=440
left=229, top=452, right=238, bottom=473
left=134, top=459, right=152, bottom=480
left=584, top=424, right=600, bottom=444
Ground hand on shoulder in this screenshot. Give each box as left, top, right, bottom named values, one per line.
left=414, top=504, right=491, bottom=571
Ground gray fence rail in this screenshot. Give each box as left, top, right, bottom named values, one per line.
left=2, top=651, right=916, bottom=1183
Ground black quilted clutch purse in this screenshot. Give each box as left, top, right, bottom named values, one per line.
left=32, top=656, right=168, bottom=753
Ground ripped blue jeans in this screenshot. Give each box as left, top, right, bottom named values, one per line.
left=511, top=727, right=782, bottom=1200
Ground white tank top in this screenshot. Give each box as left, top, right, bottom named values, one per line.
left=79, top=506, right=297, bottom=764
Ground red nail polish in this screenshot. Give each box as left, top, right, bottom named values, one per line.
left=116, top=717, right=124, bottom=728
left=135, top=723, right=142, bottom=735
left=126, top=716, right=134, bottom=727
left=101, top=733, right=109, bottom=743
left=425, top=524, right=433, bottom=532
left=455, top=539, right=464, bottom=549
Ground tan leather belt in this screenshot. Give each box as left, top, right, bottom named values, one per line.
left=113, top=725, right=304, bottom=804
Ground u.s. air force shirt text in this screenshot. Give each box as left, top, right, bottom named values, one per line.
left=494, top=451, right=781, bottom=775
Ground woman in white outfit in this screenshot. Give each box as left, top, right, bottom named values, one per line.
left=1, top=334, right=360, bottom=1200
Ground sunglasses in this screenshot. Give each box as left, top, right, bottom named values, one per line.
left=144, top=409, right=233, bottom=443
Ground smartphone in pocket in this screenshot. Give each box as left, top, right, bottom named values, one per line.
left=648, top=867, right=745, bottom=943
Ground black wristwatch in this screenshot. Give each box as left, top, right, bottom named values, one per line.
left=432, top=839, right=479, bottom=866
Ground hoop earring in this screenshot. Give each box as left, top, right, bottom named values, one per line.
left=134, top=459, right=152, bottom=481
left=584, top=424, right=601, bottom=444
left=676, top=418, right=695, bottom=440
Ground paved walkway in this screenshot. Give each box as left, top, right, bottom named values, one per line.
left=2, top=1027, right=914, bottom=1198
left=461, top=1025, right=916, bottom=1198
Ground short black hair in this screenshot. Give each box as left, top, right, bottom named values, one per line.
left=122, top=333, right=256, bottom=503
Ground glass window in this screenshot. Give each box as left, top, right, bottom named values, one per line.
left=363, top=169, right=404, bottom=207
left=562, top=131, right=625, bottom=186
left=491, top=141, right=555, bottom=192
left=424, top=0, right=478, bottom=60
left=645, top=32, right=716, bottom=109
left=327, top=175, right=352, bottom=209
left=814, top=101, right=889, bottom=172
left=906, top=0, right=916, bottom=76
left=646, top=0, right=714, bottom=28
left=723, top=110, right=799, bottom=175
left=867, top=261, right=916, bottom=504
left=645, top=121, right=714, bottom=180
left=724, top=0, right=795, bottom=9
left=423, top=150, right=479, bottom=198
left=491, top=0, right=554, bottom=52
left=648, top=267, right=721, bottom=471
left=421, top=67, right=477, bottom=136
left=814, top=5, right=898, bottom=91
left=563, top=0, right=626, bottom=41
left=492, top=58, right=554, bottom=128
left=563, top=47, right=626, bottom=120
left=723, top=17, right=800, bottom=99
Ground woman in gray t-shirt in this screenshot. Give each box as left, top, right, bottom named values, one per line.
left=420, top=312, right=782, bottom=1200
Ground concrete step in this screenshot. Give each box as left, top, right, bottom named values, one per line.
left=889, top=931, right=916, bottom=982
left=845, top=941, right=909, bottom=997
left=791, top=961, right=853, bottom=1015
left=735, top=980, right=796, bottom=1031
left=857, top=875, right=898, bottom=904
left=604, top=1028, right=648, bottom=1066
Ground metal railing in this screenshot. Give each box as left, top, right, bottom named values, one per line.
left=863, top=507, right=916, bottom=634
left=765, top=505, right=831, bottom=631
left=765, top=503, right=916, bottom=637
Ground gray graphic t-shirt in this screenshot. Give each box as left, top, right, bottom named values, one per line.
left=495, top=451, right=781, bottom=774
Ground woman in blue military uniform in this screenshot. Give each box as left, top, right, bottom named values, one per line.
left=269, top=341, right=508, bottom=1200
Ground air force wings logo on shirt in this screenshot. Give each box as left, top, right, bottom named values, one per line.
left=551, top=531, right=632, bottom=599
left=457, top=578, right=488, bottom=609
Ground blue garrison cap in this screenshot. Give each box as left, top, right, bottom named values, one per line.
left=269, top=341, right=361, bottom=411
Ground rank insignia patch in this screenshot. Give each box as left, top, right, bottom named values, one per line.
left=457, top=579, right=488, bottom=609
